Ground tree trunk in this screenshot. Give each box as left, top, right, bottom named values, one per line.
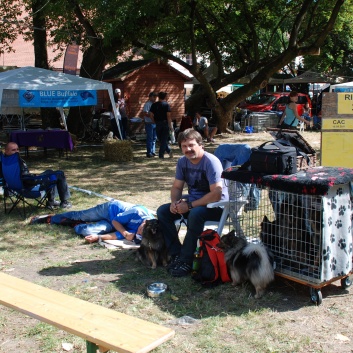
left=186, top=88, right=234, bottom=133
left=213, top=103, right=233, bottom=133
left=67, top=45, right=107, bottom=136
left=185, top=86, right=208, bottom=117
left=32, top=0, right=48, bottom=69
left=32, top=0, right=61, bottom=128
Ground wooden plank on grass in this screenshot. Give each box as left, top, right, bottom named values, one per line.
left=0, top=272, right=174, bottom=353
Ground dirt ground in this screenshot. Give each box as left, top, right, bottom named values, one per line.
left=1, top=130, right=352, bottom=353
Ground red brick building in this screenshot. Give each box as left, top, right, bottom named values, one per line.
left=101, top=59, right=190, bottom=124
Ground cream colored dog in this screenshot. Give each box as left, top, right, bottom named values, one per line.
left=299, top=121, right=305, bottom=132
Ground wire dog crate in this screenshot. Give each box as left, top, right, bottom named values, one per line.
left=223, top=167, right=353, bottom=305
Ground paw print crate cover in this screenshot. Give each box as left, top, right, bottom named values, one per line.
left=222, top=166, right=353, bottom=282
left=321, top=183, right=352, bottom=281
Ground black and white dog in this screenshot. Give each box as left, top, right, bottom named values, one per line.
left=218, top=230, right=274, bottom=298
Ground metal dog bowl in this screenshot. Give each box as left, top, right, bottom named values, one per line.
left=147, top=283, right=168, bottom=298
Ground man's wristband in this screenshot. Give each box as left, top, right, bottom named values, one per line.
left=187, top=201, right=193, bottom=210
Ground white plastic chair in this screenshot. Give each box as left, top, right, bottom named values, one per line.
left=174, top=198, right=247, bottom=235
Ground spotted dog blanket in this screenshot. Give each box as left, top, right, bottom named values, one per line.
left=222, top=166, right=353, bottom=196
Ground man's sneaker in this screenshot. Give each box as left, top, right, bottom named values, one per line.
left=166, top=255, right=180, bottom=271
left=46, top=200, right=60, bottom=207
left=168, top=261, right=192, bottom=277
left=60, top=201, right=72, bottom=209
left=30, top=215, right=52, bottom=225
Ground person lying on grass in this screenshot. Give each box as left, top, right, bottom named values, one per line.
left=30, top=200, right=155, bottom=243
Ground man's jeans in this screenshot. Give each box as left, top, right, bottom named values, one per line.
left=50, top=200, right=133, bottom=237
left=157, top=203, right=223, bottom=265
left=145, top=123, right=156, bottom=155
left=37, top=170, right=70, bottom=202
left=156, top=121, right=171, bottom=158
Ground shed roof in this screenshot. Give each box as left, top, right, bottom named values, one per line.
left=102, top=59, right=191, bottom=81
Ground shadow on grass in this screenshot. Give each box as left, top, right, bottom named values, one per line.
left=37, top=247, right=351, bottom=317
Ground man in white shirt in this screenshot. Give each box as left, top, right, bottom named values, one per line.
left=142, top=92, right=158, bottom=157
left=193, top=111, right=217, bottom=142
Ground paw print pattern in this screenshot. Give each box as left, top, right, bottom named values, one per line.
left=328, top=197, right=337, bottom=210
left=338, top=238, right=346, bottom=250
left=349, top=243, right=353, bottom=254
left=330, top=257, right=337, bottom=271
left=335, top=220, right=343, bottom=229
left=330, top=233, right=335, bottom=243
left=339, top=205, right=346, bottom=216
left=328, top=217, right=333, bottom=226
left=336, top=188, right=343, bottom=197
left=323, top=246, right=331, bottom=261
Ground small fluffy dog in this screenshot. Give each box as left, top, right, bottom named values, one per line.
left=136, top=219, right=169, bottom=269
left=299, top=120, right=305, bottom=132
left=218, top=230, right=274, bottom=298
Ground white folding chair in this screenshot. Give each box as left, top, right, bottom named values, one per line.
left=174, top=198, right=247, bottom=236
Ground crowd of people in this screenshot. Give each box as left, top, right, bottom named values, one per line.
left=22, top=128, right=224, bottom=279
left=109, top=88, right=218, bottom=158
left=1, top=87, right=224, bottom=280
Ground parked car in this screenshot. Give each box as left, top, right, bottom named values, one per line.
left=239, top=92, right=312, bottom=117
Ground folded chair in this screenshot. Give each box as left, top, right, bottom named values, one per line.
left=1, top=152, right=57, bottom=218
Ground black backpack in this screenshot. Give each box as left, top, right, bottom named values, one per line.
left=191, top=229, right=231, bottom=287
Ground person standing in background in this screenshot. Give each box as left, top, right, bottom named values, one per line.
left=149, top=91, right=173, bottom=159
left=278, top=91, right=310, bottom=130
left=142, top=92, right=158, bottom=157
left=114, top=88, right=129, bottom=139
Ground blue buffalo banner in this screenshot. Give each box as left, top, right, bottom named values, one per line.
left=19, top=90, right=97, bottom=107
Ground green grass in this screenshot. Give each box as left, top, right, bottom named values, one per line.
left=1, top=133, right=351, bottom=353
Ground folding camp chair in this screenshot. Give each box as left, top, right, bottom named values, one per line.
left=1, top=152, right=57, bottom=218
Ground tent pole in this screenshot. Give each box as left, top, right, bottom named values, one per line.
left=58, top=107, right=68, bottom=130
left=107, top=88, right=123, bottom=139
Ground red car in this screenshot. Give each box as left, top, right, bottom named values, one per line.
left=240, top=92, right=312, bottom=117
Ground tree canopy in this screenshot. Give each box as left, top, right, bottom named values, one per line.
left=1, top=0, right=349, bottom=132
left=133, top=0, right=347, bottom=129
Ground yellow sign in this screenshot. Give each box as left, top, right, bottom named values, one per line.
left=337, top=93, right=353, bottom=114
left=322, top=118, right=353, bottom=130
left=321, top=132, right=353, bottom=167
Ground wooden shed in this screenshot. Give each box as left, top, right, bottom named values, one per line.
left=100, top=59, right=190, bottom=124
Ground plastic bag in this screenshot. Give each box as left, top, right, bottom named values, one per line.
left=169, top=130, right=176, bottom=144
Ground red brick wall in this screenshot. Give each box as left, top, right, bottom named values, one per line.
left=99, top=61, right=186, bottom=125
